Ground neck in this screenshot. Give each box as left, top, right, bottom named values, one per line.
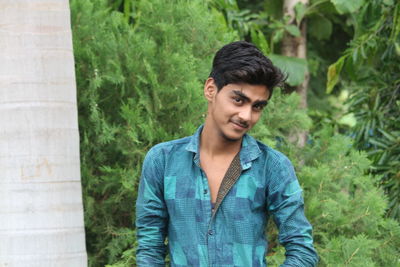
left=200, top=119, right=242, bottom=157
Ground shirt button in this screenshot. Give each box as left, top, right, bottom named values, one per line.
left=208, top=230, right=213, bottom=235
left=203, top=189, right=207, bottom=194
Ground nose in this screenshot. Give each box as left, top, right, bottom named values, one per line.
left=238, top=106, right=252, bottom=122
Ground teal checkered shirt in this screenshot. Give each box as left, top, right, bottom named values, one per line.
left=136, top=126, right=318, bottom=266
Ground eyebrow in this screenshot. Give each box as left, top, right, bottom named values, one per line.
left=232, top=90, right=268, bottom=107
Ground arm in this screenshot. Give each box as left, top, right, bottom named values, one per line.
left=136, top=147, right=168, bottom=267
left=267, top=156, right=318, bottom=267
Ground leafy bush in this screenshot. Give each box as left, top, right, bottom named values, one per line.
left=71, top=0, right=234, bottom=265
left=299, top=128, right=400, bottom=266
left=327, top=1, right=400, bottom=219
left=71, top=0, right=400, bottom=266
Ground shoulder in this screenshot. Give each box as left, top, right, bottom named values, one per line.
left=145, top=135, right=192, bottom=162
left=141, top=136, right=192, bottom=178
left=251, top=139, right=300, bottom=192
left=252, top=138, right=292, bottom=168
left=246, top=137, right=296, bottom=181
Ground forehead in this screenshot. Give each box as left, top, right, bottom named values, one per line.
left=221, top=83, right=270, bottom=100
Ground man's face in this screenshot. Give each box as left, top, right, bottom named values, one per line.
left=206, top=80, right=270, bottom=142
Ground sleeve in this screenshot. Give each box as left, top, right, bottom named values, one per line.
left=267, top=156, right=318, bottom=267
left=135, top=147, right=168, bottom=267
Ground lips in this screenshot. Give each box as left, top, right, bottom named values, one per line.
left=230, top=120, right=249, bottom=129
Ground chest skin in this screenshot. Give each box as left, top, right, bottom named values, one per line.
left=200, top=153, right=236, bottom=203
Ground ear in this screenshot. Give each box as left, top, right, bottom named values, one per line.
left=204, top=77, right=218, bottom=102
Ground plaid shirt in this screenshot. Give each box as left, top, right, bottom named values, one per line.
left=136, top=126, right=318, bottom=267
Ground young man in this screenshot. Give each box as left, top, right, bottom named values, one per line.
left=136, top=41, right=318, bottom=267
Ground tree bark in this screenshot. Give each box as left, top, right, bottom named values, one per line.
left=282, top=0, right=309, bottom=147
left=0, top=1, right=87, bottom=266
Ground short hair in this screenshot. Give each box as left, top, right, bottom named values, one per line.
left=209, top=41, right=286, bottom=98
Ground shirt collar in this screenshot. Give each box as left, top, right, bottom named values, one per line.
left=239, top=133, right=262, bottom=170
left=185, top=125, right=203, bottom=154
left=185, top=125, right=262, bottom=170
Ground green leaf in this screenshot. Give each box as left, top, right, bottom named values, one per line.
left=330, top=0, right=364, bottom=14
left=210, top=8, right=228, bottom=30
left=378, top=151, right=389, bottom=165
left=272, top=28, right=285, bottom=43
left=285, top=24, right=301, bottom=37
left=264, top=0, right=284, bottom=19
left=123, top=0, right=131, bottom=22
left=338, top=113, right=357, bottom=127
left=309, top=15, right=333, bottom=40
left=294, top=2, right=307, bottom=25
left=250, top=28, right=270, bottom=55
left=269, top=54, right=308, bottom=86
left=257, top=30, right=270, bottom=55
left=369, top=138, right=389, bottom=149
left=377, top=128, right=397, bottom=143
left=395, top=42, right=400, bottom=56
left=326, top=56, right=346, bottom=93
left=383, top=0, right=394, bottom=5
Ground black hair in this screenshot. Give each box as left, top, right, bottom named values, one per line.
left=209, top=41, right=286, bottom=98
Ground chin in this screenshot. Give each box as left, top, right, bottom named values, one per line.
left=220, top=129, right=245, bottom=142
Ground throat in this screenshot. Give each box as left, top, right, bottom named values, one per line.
left=200, top=129, right=242, bottom=157
left=200, top=151, right=238, bottom=203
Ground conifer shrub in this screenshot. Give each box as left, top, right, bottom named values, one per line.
left=71, top=0, right=235, bottom=265
left=71, top=0, right=400, bottom=266
left=253, top=112, right=400, bottom=266
left=298, top=128, right=400, bottom=266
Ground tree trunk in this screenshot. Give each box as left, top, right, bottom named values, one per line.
left=282, top=0, right=309, bottom=147
left=0, top=1, right=87, bottom=266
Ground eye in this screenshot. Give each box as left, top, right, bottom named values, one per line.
left=253, top=104, right=265, bottom=111
left=233, top=97, right=243, bottom=104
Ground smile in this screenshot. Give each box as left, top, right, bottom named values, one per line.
left=230, top=120, right=249, bottom=130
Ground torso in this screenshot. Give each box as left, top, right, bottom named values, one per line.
left=200, top=152, right=236, bottom=203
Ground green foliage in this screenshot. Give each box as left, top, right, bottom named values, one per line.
left=308, top=15, right=333, bottom=41
left=326, top=0, right=400, bottom=219
left=210, top=0, right=311, bottom=87
left=305, top=131, right=400, bottom=266
left=330, top=0, right=365, bottom=14
left=326, top=56, right=345, bottom=94
left=265, top=127, right=400, bottom=266
left=251, top=89, right=312, bottom=147
left=209, top=1, right=400, bottom=266
left=208, top=0, right=262, bottom=38
left=71, top=0, right=400, bottom=265
left=269, top=54, right=308, bottom=86
left=240, top=0, right=400, bottom=223
left=71, top=0, right=234, bottom=265
left=106, top=0, right=136, bottom=23
left=307, top=129, right=400, bottom=266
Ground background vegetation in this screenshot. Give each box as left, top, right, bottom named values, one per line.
left=70, top=0, right=400, bottom=266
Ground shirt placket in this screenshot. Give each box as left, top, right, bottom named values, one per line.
left=205, top=152, right=242, bottom=267
left=194, top=153, right=215, bottom=266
